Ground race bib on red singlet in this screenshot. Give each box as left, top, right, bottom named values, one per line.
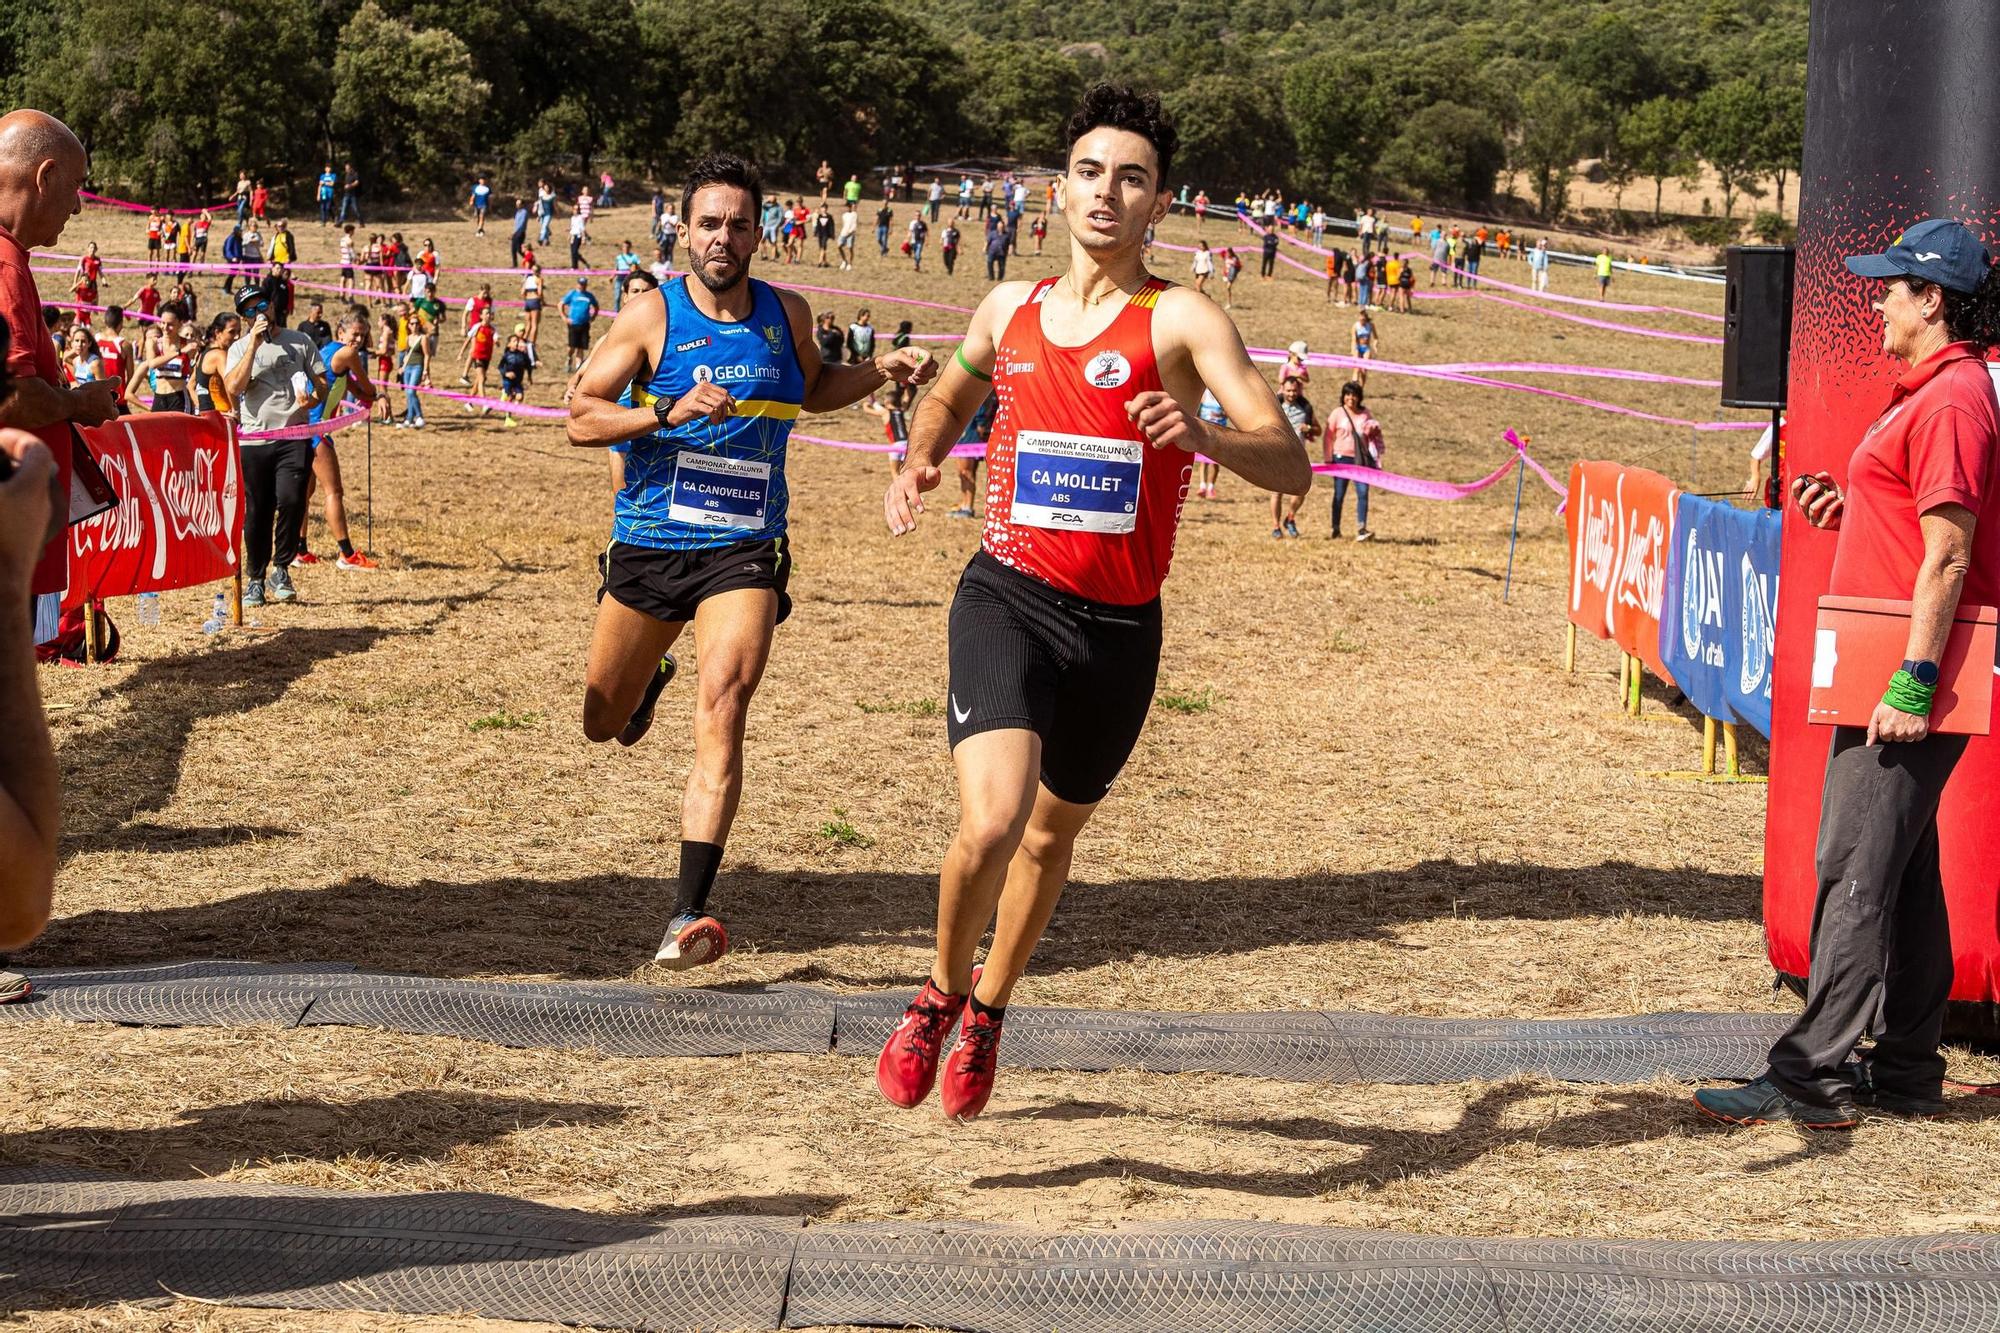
left=1011, top=430, right=1142, bottom=534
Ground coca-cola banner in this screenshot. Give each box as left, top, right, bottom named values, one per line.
left=63, top=411, right=242, bottom=606
left=1565, top=460, right=1682, bottom=683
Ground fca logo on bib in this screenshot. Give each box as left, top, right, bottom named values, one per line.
left=1085, top=351, right=1131, bottom=389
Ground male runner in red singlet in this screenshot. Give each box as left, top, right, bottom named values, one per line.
left=875, top=85, right=1311, bottom=1121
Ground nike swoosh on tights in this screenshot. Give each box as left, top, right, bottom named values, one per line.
left=951, top=695, right=971, bottom=724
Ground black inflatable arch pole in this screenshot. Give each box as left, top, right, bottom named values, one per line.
left=1767, top=0, right=2000, bottom=1027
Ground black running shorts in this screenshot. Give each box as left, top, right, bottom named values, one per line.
left=945, top=550, right=1162, bottom=805
left=567, top=322, right=591, bottom=350
left=597, top=537, right=793, bottom=626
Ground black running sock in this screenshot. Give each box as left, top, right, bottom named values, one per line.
left=968, top=994, right=1006, bottom=1023
left=337, top=538, right=355, bottom=557
left=675, top=840, right=725, bottom=918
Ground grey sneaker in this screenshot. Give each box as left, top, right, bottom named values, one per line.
left=268, top=568, right=298, bottom=602
left=243, top=578, right=266, bottom=608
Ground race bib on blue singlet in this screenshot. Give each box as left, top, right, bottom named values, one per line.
left=1011, top=431, right=1142, bottom=534
left=668, top=453, right=772, bottom=529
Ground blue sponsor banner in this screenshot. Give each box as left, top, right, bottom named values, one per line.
left=1659, top=497, right=1781, bottom=738
left=1725, top=505, right=1781, bottom=739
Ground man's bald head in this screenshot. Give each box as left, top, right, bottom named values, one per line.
left=0, top=109, right=87, bottom=249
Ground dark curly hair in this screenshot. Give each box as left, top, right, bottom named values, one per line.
left=1062, top=83, right=1177, bottom=188
left=680, top=152, right=763, bottom=228
left=1942, top=261, right=2000, bottom=348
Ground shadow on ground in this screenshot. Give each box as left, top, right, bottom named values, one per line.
left=23, top=858, right=1759, bottom=981
left=0, top=1090, right=629, bottom=1180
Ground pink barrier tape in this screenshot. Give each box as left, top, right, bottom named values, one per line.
left=80, top=191, right=233, bottom=216
left=1247, top=347, right=1757, bottom=432
left=418, top=390, right=983, bottom=457
left=239, top=403, right=369, bottom=442
left=1503, top=428, right=1570, bottom=499
left=1473, top=292, right=1723, bottom=344
left=50, top=299, right=163, bottom=324
left=1232, top=212, right=1724, bottom=335
left=1428, top=259, right=1723, bottom=322
left=425, top=388, right=565, bottom=417
left=44, top=253, right=626, bottom=278
left=1421, top=361, right=1721, bottom=387
left=793, top=431, right=983, bottom=458
left=1305, top=429, right=1567, bottom=505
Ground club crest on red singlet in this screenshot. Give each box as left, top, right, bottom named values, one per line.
left=1085, top=350, right=1131, bottom=389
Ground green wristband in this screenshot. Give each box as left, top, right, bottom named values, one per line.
left=953, top=347, right=991, bottom=382
left=1882, top=669, right=1937, bottom=716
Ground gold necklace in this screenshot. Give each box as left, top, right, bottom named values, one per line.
left=1065, top=273, right=1119, bottom=307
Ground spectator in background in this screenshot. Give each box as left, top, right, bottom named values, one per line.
left=316, top=163, right=336, bottom=226
left=940, top=219, right=960, bottom=276
left=985, top=217, right=1010, bottom=282
left=1326, top=378, right=1383, bottom=542
left=1529, top=238, right=1550, bottom=291
left=846, top=307, right=875, bottom=367
left=0, top=109, right=118, bottom=660
left=813, top=310, right=843, bottom=366
left=1595, top=244, right=1614, bottom=296
left=1191, top=238, right=1213, bottom=295
left=339, top=162, right=362, bottom=224
left=1259, top=223, right=1279, bottom=279
left=222, top=278, right=329, bottom=607
left=537, top=179, right=556, bottom=245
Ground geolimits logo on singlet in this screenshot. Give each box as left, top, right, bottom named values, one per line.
left=692, top=364, right=783, bottom=385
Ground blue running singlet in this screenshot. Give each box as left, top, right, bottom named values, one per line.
left=615, top=276, right=806, bottom=551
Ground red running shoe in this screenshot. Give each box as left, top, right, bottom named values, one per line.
left=939, top=1003, right=1004, bottom=1121
left=290, top=550, right=321, bottom=567
left=876, top=967, right=978, bottom=1109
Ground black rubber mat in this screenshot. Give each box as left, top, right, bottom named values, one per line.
left=0, top=961, right=355, bottom=1029
left=833, top=993, right=1786, bottom=1084
left=0, top=1166, right=795, bottom=1330
left=1, top=961, right=833, bottom=1058
left=299, top=971, right=834, bottom=1058
left=5, top=961, right=1787, bottom=1083
left=8, top=1170, right=1999, bottom=1333
left=788, top=1220, right=2000, bottom=1333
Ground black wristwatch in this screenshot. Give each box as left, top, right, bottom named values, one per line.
left=652, top=394, right=676, bottom=431
left=1902, top=658, right=1941, bottom=687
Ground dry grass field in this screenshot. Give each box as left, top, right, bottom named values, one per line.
left=8, top=188, right=1999, bottom=1331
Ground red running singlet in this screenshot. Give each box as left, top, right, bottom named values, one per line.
left=982, top=275, right=1190, bottom=605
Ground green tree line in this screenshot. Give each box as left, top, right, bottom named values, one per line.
left=2, top=0, right=1804, bottom=225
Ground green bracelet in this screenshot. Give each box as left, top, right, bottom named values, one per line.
left=1882, top=668, right=1937, bottom=716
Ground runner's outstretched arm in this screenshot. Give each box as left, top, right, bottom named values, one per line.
left=1135, top=288, right=1311, bottom=495
left=776, top=289, right=936, bottom=414
left=566, top=290, right=733, bottom=446
left=885, top=280, right=1030, bottom=534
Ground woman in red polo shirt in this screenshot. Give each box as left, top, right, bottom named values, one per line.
left=1698, top=218, right=2000, bottom=1131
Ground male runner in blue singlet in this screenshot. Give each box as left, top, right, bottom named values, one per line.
left=568, top=153, right=937, bottom=968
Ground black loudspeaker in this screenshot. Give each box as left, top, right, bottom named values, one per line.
left=1721, top=245, right=1795, bottom=409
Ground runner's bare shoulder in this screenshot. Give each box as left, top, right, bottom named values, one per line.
left=975, top=278, right=1042, bottom=335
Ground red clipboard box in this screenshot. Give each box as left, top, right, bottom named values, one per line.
left=1809, top=596, right=1997, bottom=735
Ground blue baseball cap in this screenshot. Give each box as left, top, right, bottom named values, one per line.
left=1844, top=218, right=1991, bottom=293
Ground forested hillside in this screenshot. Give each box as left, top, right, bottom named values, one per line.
left=2, top=0, right=1805, bottom=227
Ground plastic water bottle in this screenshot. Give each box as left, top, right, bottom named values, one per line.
left=136, top=592, right=159, bottom=626
left=201, top=591, right=226, bottom=636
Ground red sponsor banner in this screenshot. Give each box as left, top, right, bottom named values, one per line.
left=63, top=412, right=242, bottom=607
left=1565, top=460, right=1681, bottom=681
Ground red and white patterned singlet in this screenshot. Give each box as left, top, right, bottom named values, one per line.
left=981, top=275, right=1191, bottom=606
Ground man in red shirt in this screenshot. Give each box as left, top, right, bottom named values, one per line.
left=875, top=85, right=1310, bottom=1121
left=1698, top=218, right=2000, bottom=1130
left=0, top=110, right=119, bottom=608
